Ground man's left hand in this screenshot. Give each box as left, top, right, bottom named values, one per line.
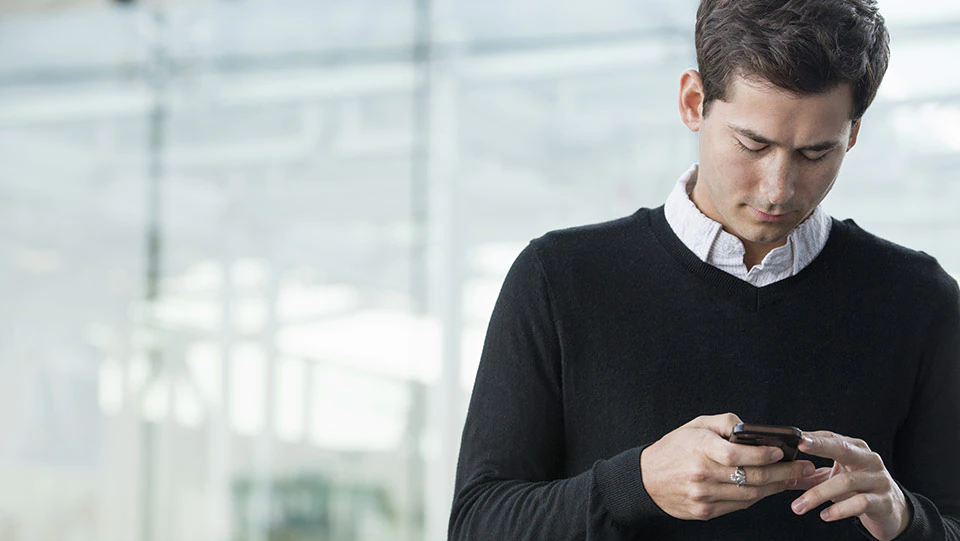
left=790, top=431, right=911, bottom=541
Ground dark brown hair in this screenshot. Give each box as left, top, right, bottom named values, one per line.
left=696, top=0, right=890, bottom=120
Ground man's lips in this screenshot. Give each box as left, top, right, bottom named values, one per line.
left=750, top=207, right=793, bottom=222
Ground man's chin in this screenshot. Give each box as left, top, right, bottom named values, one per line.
left=747, top=234, right=791, bottom=247
left=739, top=223, right=794, bottom=246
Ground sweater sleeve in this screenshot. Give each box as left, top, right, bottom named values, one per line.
left=448, top=242, right=667, bottom=541
left=868, top=274, right=960, bottom=541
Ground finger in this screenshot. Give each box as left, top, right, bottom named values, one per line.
left=791, top=470, right=883, bottom=515
left=684, top=485, right=789, bottom=520
left=818, top=493, right=880, bottom=523
left=684, top=412, right=743, bottom=438
left=707, top=436, right=784, bottom=467
left=787, top=467, right=833, bottom=491
left=709, top=479, right=791, bottom=503
left=830, top=491, right=857, bottom=504
left=722, top=460, right=815, bottom=487
left=685, top=499, right=754, bottom=521
left=798, top=431, right=873, bottom=465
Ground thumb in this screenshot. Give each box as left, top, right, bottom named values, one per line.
left=683, top=412, right=743, bottom=438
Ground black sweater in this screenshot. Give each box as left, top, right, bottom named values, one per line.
left=449, top=206, right=960, bottom=541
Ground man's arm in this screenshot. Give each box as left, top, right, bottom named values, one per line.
left=888, top=274, right=960, bottom=540
left=447, top=243, right=663, bottom=540
left=790, top=273, right=960, bottom=541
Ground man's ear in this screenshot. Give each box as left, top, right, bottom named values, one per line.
left=847, top=119, right=862, bottom=151
left=679, top=69, right=706, bottom=132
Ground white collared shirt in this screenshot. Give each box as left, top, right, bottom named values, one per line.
left=663, top=164, right=832, bottom=287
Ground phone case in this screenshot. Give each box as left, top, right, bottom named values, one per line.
left=728, top=423, right=802, bottom=462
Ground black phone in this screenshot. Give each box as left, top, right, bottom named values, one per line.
left=728, top=423, right=802, bottom=462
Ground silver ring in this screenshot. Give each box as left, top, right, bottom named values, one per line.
left=731, top=466, right=747, bottom=487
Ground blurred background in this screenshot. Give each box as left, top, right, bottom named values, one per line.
left=0, top=0, right=958, bottom=540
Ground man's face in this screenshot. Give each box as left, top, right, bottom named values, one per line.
left=680, top=73, right=860, bottom=258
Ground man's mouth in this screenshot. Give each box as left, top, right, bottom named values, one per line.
left=750, top=207, right=793, bottom=222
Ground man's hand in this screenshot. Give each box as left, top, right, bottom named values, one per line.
left=790, top=431, right=911, bottom=541
left=640, top=413, right=816, bottom=521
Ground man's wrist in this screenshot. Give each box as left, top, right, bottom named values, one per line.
left=893, top=489, right=913, bottom=540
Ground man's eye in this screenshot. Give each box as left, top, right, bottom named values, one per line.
left=802, top=151, right=830, bottom=162
left=736, top=141, right=766, bottom=153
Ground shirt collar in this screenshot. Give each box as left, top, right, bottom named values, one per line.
left=664, top=164, right=831, bottom=279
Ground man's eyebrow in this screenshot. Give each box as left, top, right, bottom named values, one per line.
left=727, top=123, right=842, bottom=152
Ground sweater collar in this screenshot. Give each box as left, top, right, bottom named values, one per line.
left=664, top=164, right=831, bottom=285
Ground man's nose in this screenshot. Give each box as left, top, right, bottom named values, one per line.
left=761, top=157, right=796, bottom=207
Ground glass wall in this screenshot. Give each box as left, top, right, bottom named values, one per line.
left=0, top=1, right=957, bottom=540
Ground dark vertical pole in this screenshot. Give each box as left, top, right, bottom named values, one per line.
left=408, top=0, right=432, bottom=538
left=410, top=1, right=432, bottom=311
left=141, top=8, right=167, bottom=541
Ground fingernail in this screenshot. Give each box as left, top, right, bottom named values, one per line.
left=820, top=509, right=831, bottom=521
left=771, top=449, right=784, bottom=461
left=803, top=465, right=815, bottom=476
left=802, top=435, right=814, bottom=446
left=792, top=499, right=806, bottom=514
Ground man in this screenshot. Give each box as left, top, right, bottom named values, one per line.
left=448, top=0, right=960, bottom=540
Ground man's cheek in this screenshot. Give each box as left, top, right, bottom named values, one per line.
left=724, top=162, right=758, bottom=192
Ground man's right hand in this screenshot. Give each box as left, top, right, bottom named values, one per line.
left=639, top=413, right=816, bottom=521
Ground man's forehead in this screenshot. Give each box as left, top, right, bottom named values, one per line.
left=714, top=76, right=856, bottom=141
left=721, top=75, right=856, bottom=116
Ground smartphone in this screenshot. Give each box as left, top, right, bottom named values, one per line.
left=728, top=423, right=802, bottom=462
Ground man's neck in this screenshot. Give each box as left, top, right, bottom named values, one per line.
left=741, top=238, right=787, bottom=269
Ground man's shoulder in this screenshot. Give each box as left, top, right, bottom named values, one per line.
left=529, top=208, right=653, bottom=262
left=834, top=217, right=958, bottom=294
left=533, top=208, right=652, bottom=249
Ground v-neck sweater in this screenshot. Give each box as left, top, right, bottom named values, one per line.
left=450, top=206, right=960, bottom=541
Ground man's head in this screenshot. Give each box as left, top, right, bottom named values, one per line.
left=679, top=0, right=890, bottom=266
left=696, top=0, right=890, bottom=122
